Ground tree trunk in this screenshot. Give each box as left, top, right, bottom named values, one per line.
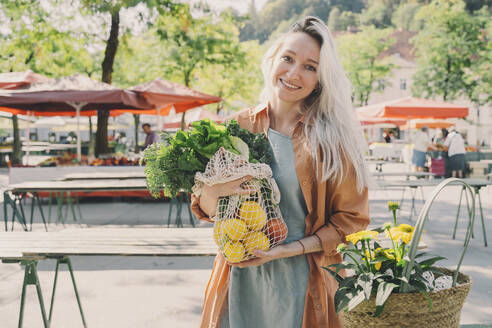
left=133, top=114, right=140, bottom=152
left=12, top=115, right=22, bottom=165
left=96, top=9, right=120, bottom=157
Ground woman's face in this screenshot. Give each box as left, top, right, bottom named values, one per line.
left=270, top=32, right=320, bottom=105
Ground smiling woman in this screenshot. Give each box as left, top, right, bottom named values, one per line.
left=192, top=16, right=370, bottom=328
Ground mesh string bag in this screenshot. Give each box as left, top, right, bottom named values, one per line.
left=193, top=147, right=288, bottom=263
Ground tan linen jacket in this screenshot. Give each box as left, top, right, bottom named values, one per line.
left=191, top=104, right=370, bottom=328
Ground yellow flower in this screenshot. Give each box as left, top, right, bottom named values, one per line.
left=387, top=201, right=400, bottom=211
left=365, top=249, right=381, bottom=271
left=345, top=230, right=379, bottom=245
left=386, top=224, right=415, bottom=244
left=380, top=248, right=401, bottom=262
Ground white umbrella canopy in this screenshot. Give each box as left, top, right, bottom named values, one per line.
left=51, top=122, right=129, bottom=132
left=33, top=116, right=66, bottom=128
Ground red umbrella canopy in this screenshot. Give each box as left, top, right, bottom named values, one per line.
left=113, top=78, right=222, bottom=115
left=0, top=70, right=51, bottom=90
left=357, top=97, right=468, bottom=119
left=0, top=74, right=153, bottom=116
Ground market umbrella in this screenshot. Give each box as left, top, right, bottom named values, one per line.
left=0, top=70, right=51, bottom=90
left=0, top=74, right=153, bottom=161
left=357, top=97, right=468, bottom=119
left=400, top=118, right=455, bottom=130
left=113, top=78, right=222, bottom=130
left=163, top=108, right=224, bottom=130
left=33, top=116, right=66, bottom=128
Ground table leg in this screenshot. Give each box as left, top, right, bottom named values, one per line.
left=184, top=193, right=195, bottom=228
left=17, top=194, right=28, bottom=230
left=48, top=257, right=87, bottom=327
left=34, top=193, right=48, bottom=232
left=29, top=194, right=35, bottom=231
left=67, top=193, right=78, bottom=224
left=4, top=192, right=8, bottom=231
left=476, top=188, right=488, bottom=247
left=167, top=197, right=175, bottom=227
left=453, top=186, right=465, bottom=240
left=75, top=195, right=83, bottom=223
left=18, top=260, right=50, bottom=328
left=48, top=192, right=52, bottom=225
left=176, top=195, right=183, bottom=228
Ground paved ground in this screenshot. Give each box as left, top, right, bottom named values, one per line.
left=0, top=163, right=491, bottom=327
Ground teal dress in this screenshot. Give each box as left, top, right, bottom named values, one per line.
left=220, top=129, right=310, bottom=328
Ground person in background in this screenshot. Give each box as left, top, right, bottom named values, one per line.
left=443, top=129, right=466, bottom=178
left=142, top=123, right=159, bottom=149
left=383, top=130, right=391, bottom=143
left=412, top=126, right=431, bottom=172
left=389, top=131, right=396, bottom=143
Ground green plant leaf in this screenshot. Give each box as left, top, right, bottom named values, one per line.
left=346, top=290, right=367, bottom=312
left=357, top=273, right=374, bottom=300
left=375, top=281, right=398, bottom=308
left=418, top=256, right=446, bottom=268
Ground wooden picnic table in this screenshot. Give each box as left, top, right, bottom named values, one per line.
left=375, top=178, right=492, bottom=246
left=372, top=171, right=436, bottom=180
left=60, top=171, right=146, bottom=181
left=3, top=179, right=193, bottom=231
left=0, top=227, right=216, bottom=328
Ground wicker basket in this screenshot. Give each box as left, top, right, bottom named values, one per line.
left=342, top=268, right=472, bottom=328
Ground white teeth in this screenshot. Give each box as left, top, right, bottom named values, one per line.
left=280, top=79, right=301, bottom=89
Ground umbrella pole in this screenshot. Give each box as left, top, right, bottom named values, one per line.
left=25, top=111, right=32, bottom=166
left=157, top=107, right=161, bottom=132
left=76, top=106, right=81, bottom=163
left=67, top=102, right=86, bottom=163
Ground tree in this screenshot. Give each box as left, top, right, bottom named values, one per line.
left=195, top=40, right=264, bottom=113
left=361, top=0, right=394, bottom=28
left=0, top=0, right=98, bottom=164
left=412, top=1, right=489, bottom=144
left=80, top=0, right=183, bottom=157
left=156, top=10, right=247, bottom=126
left=336, top=27, right=395, bottom=106
left=412, top=1, right=488, bottom=101
left=392, top=2, right=424, bottom=31
left=327, top=7, right=342, bottom=31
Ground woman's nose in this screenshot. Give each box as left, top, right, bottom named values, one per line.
left=286, top=64, right=300, bottom=79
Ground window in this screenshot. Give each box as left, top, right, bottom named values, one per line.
left=400, top=78, right=407, bottom=90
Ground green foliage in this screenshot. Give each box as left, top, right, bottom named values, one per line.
left=0, top=0, right=99, bottom=77
left=336, top=27, right=395, bottom=106
left=412, top=1, right=489, bottom=103
left=140, top=119, right=272, bottom=198
left=156, top=10, right=246, bottom=87
left=360, top=0, right=395, bottom=28
left=324, top=223, right=446, bottom=316
left=392, top=2, right=425, bottom=31
left=328, top=8, right=360, bottom=32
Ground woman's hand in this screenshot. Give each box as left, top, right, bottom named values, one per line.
left=229, top=246, right=287, bottom=268
left=199, top=175, right=256, bottom=217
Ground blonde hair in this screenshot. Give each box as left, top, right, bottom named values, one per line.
left=260, top=16, right=370, bottom=193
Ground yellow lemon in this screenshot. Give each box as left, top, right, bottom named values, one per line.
left=223, top=241, right=246, bottom=263
left=243, top=231, right=270, bottom=255
left=238, top=201, right=267, bottom=231
left=222, top=218, right=248, bottom=241
left=213, top=220, right=228, bottom=247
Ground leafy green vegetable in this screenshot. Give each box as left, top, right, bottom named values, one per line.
left=141, top=118, right=272, bottom=198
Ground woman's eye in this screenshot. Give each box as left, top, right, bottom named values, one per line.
left=305, top=65, right=317, bottom=72
left=281, top=55, right=292, bottom=63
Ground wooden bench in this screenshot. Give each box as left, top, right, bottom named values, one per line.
left=0, top=227, right=216, bottom=328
